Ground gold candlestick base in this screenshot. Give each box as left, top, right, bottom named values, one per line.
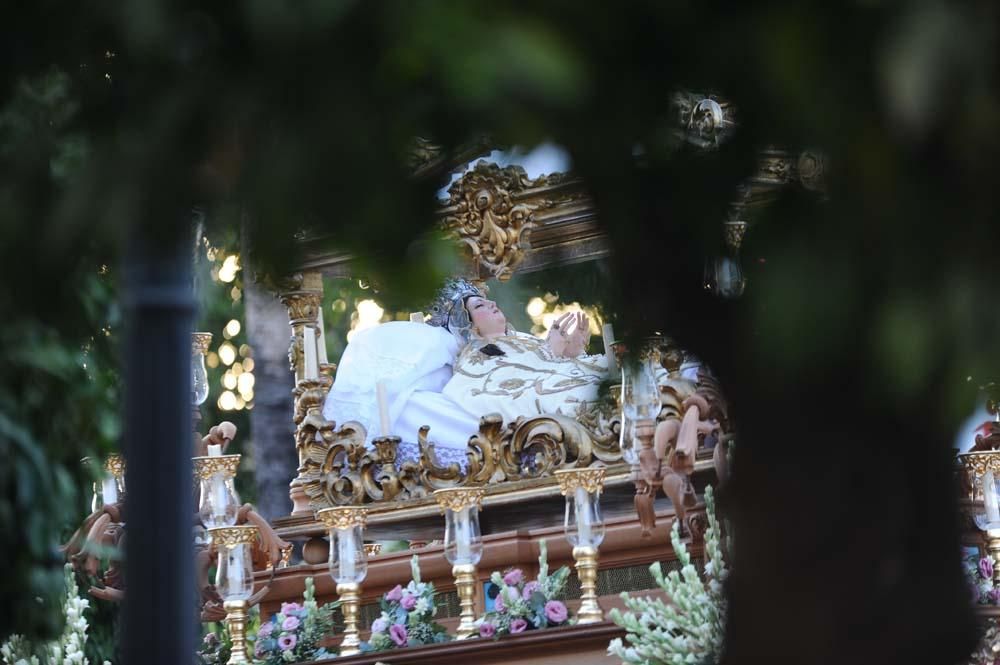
left=573, top=545, right=604, bottom=624
left=223, top=599, right=251, bottom=664
left=336, top=581, right=362, bottom=656
left=987, top=529, right=1000, bottom=586
left=453, top=563, right=478, bottom=639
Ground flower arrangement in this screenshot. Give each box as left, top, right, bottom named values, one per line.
left=608, top=484, right=728, bottom=665
left=475, top=540, right=571, bottom=638
left=0, top=564, right=109, bottom=665
left=196, top=630, right=231, bottom=665
left=253, top=577, right=336, bottom=664
left=362, top=555, right=450, bottom=652
left=964, top=550, right=1000, bottom=605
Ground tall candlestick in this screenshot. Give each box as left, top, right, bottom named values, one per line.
left=456, top=506, right=472, bottom=562
left=409, top=311, right=424, bottom=323
left=376, top=380, right=391, bottom=436
left=574, top=486, right=593, bottom=545
left=317, top=308, right=329, bottom=365
left=102, top=476, right=119, bottom=505
left=207, top=444, right=222, bottom=457
left=303, top=326, right=319, bottom=379
left=602, top=323, right=618, bottom=377
left=986, top=471, right=1000, bottom=523
left=338, top=528, right=356, bottom=581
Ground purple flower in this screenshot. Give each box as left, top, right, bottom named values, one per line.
left=990, top=587, right=1000, bottom=605
left=202, top=632, right=219, bottom=647
left=257, top=622, right=273, bottom=638
left=544, top=600, right=568, bottom=624
left=281, top=602, right=303, bottom=615
left=503, top=569, right=524, bottom=586
left=281, top=616, right=300, bottom=632
left=277, top=634, right=297, bottom=651
left=479, top=622, right=496, bottom=638
left=510, top=618, right=529, bottom=634
left=385, top=585, right=404, bottom=602
left=400, top=594, right=417, bottom=611
left=521, top=581, right=541, bottom=600
left=981, top=557, right=995, bottom=580
left=493, top=591, right=505, bottom=613
left=371, top=617, right=389, bottom=633
left=389, top=623, right=408, bottom=646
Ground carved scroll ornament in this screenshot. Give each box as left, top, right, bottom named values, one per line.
left=442, top=162, right=540, bottom=281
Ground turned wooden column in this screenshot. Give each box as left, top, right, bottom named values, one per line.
left=278, top=271, right=325, bottom=515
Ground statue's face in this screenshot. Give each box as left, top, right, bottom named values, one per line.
left=465, top=296, right=507, bottom=337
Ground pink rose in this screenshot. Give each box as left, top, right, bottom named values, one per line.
left=277, top=634, right=297, bottom=651
left=503, top=569, right=524, bottom=586
left=521, top=580, right=541, bottom=600
left=400, top=593, right=418, bottom=611
left=981, top=557, right=995, bottom=580
left=280, top=602, right=303, bottom=615
left=510, top=618, right=529, bottom=634
left=990, top=587, right=1000, bottom=605
left=257, top=622, right=273, bottom=638
left=493, top=591, right=505, bottom=613
left=544, top=600, right=568, bottom=624
left=281, top=616, right=300, bottom=632
left=389, top=623, right=408, bottom=646
left=385, top=584, right=404, bottom=602
left=479, top=622, right=496, bottom=638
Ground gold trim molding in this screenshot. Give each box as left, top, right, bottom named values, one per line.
left=433, top=487, right=486, bottom=513
left=192, top=332, right=213, bottom=356
left=208, top=525, right=259, bottom=548
left=316, top=506, right=368, bottom=531
left=554, top=467, right=607, bottom=495
left=104, top=454, right=125, bottom=479
left=192, top=454, right=241, bottom=481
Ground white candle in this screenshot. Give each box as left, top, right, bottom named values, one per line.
left=376, top=380, right=391, bottom=436
left=338, top=528, right=356, bottom=581
left=317, top=308, right=329, bottom=365
left=102, top=476, right=119, bottom=506
left=207, top=444, right=222, bottom=457
left=409, top=311, right=424, bottom=323
left=210, top=475, right=230, bottom=524
left=303, top=326, right=319, bottom=379
left=455, top=506, right=472, bottom=562
left=986, top=471, right=1000, bottom=523
left=574, top=486, right=593, bottom=545
left=602, top=323, right=618, bottom=377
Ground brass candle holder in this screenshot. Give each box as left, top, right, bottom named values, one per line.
left=434, top=487, right=486, bottom=640
left=207, top=525, right=259, bottom=665
left=317, top=506, right=369, bottom=656
left=555, top=467, right=607, bottom=624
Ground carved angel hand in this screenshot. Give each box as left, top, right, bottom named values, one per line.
left=565, top=312, right=591, bottom=357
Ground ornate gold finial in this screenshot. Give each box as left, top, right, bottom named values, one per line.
left=433, top=487, right=486, bottom=513
left=207, top=525, right=259, bottom=548
left=959, top=450, right=1000, bottom=501
left=363, top=543, right=382, bottom=557
left=554, top=467, right=607, bottom=496
left=104, top=453, right=125, bottom=479
left=316, top=506, right=368, bottom=531
left=192, top=454, right=242, bottom=481
left=192, top=332, right=213, bottom=356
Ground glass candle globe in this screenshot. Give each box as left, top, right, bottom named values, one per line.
left=209, top=526, right=257, bottom=602
left=563, top=485, right=606, bottom=549
left=623, top=358, right=660, bottom=423
left=191, top=332, right=212, bottom=406
left=443, top=503, right=483, bottom=566
left=328, top=524, right=369, bottom=584
left=198, top=473, right=241, bottom=528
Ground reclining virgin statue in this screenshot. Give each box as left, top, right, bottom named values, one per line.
left=323, top=279, right=609, bottom=466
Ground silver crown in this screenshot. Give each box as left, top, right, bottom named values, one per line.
left=426, top=278, right=485, bottom=343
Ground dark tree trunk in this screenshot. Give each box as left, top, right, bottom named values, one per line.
left=244, top=276, right=297, bottom=520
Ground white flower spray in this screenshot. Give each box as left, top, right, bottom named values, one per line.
left=608, top=485, right=728, bottom=665
left=1, top=564, right=109, bottom=665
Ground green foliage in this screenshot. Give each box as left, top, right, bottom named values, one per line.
left=609, top=486, right=727, bottom=665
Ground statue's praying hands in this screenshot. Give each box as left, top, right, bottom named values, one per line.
left=546, top=311, right=591, bottom=358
